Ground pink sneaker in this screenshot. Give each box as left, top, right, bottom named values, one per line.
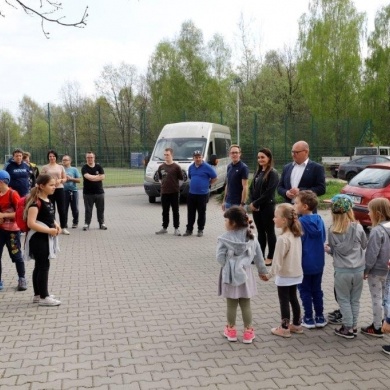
left=223, top=326, right=237, bottom=342
left=243, top=328, right=255, bottom=344
left=271, top=326, right=291, bottom=338
left=289, top=324, right=304, bottom=334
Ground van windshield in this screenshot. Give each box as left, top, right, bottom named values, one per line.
left=152, top=138, right=207, bottom=161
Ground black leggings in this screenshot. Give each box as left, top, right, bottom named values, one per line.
left=30, top=234, right=50, bottom=298
left=49, top=188, right=66, bottom=228
left=252, top=205, right=276, bottom=259
left=277, top=284, right=301, bottom=327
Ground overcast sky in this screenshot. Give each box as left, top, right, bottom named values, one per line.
left=0, top=0, right=388, bottom=114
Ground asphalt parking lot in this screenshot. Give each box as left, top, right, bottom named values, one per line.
left=0, top=186, right=389, bottom=390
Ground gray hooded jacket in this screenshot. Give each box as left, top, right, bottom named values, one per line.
left=365, top=221, right=390, bottom=277
left=216, top=228, right=267, bottom=286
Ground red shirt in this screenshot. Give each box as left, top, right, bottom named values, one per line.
left=0, top=188, right=21, bottom=231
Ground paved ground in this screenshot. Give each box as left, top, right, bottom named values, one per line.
left=1, top=186, right=390, bottom=390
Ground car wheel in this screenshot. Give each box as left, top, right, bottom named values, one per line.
left=346, top=172, right=356, bottom=182
left=149, top=196, right=156, bottom=203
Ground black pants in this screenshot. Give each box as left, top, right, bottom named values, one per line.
left=277, top=284, right=301, bottom=327
left=186, top=193, right=208, bottom=232
left=30, top=233, right=50, bottom=298
left=83, top=193, right=105, bottom=225
left=253, top=204, right=276, bottom=259
left=161, top=193, right=180, bottom=229
left=48, top=188, right=66, bottom=229
left=64, top=190, right=79, bottom=227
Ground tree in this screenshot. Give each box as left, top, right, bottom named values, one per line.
left=1, top=0, right=88, bottom=38
left=0, top=109, right=20, bottom=157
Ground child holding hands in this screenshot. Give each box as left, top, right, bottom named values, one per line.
left=217, top=206, right=268, bottom=344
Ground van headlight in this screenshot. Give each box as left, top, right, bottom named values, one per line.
left=182, top=170, right=188, bottom=182
left=153, top=171, right=160, bottom=182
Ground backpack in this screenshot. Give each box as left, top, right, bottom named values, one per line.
left=15, top=197, right=41, bottom=233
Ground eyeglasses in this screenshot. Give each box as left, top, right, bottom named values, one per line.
left=291, top=150, right=306, bottom=155
left=230, top=151, right=240, bottom=154
left=62, top=159, right=70, bottom=161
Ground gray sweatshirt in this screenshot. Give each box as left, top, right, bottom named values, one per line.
left=328, top=222, right=367, bottom=271
left=365, top=221, right=390, bottom=277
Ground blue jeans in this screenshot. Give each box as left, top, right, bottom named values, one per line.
left=64, top=190, right=79, bottom=227
left=0, top=229, right=25, bottom=281
left=298, top=272, right=324, bottom=319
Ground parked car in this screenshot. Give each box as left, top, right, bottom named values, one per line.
left=341, top=162, right=390, bottom=228
left=338, top=155, right=390, bottom=181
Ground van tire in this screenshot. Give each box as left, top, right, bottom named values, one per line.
left=149, top=196, right=156, bottom=204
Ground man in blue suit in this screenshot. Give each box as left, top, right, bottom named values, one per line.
left=277, top=141, right=325, bottom=205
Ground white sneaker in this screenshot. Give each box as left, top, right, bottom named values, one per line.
left=174, top=229, right=181, bottom=236
left=155, top=228, right=168, bottom=235
left=33, top=294, right=55, bottom=303
left=39, top=296, right=61, bottom=306
left=62, top=228, right=70, bottom=235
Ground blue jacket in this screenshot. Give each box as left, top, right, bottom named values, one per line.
left=300, top=214, right=326, bottom=274
left=5, top=160, right=31, bottom=197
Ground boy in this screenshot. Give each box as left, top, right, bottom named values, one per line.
left=294, top=190, right=327, bottom=328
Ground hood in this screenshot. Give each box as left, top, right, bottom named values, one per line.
left=332, top=222, right=360, bottom=256
left=300, top=214, right=324, bottom=239
left=218, top=228, right=253, bottom=256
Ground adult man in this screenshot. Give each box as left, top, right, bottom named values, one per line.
left=81, top=152, right=107, bottom=231
left=183, top=150, right=217, bottom=237
left=4, top=148, right=31, bottom=197
left=277, top=140, right=326, bottom=204
left=155, top=148, right=183, bottom=236
left=62, top=155, right=81, bottom=229
left=222, top=145, right=249, bottom=211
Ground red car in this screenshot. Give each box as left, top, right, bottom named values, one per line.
left=341, top=162, right=390, bottom=228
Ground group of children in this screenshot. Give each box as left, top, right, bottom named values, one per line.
left=216, top=190, right=390, bottom=355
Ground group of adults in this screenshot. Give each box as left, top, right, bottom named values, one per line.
left=155, top=140, right=325, bottom=267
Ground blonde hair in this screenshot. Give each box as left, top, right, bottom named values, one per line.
left=276, top=203, right=303, bottom=237
left=331, top=209, right=355, bottom=234
left=368, top=198, right=390, bottom=227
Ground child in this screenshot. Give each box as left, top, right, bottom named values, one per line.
left=361, top=197, right=390, bottom=337
left=381, top=259, right=390, bottom=355
left=217, top=206, right=268, bottom=344
left=0, top=170, right=28, bottom=291
left=269, top=203, right=303, bottom=338
left=24, top=174, right=61, bottom=306
left=294, top=190, right=327, bottom=328
left=325, top=194, right=367, bottom=339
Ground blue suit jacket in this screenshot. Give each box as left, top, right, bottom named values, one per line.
left=277, top=160, right=326, bottom=203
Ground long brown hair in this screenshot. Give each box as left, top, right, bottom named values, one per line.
left=255, top=148, right=274, bottom=181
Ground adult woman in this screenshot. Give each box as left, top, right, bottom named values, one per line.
left=248, top=148, right=279, bottom=266
left=41, top=150, right=69, bottom=235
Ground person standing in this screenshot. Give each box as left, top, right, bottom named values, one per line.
left=81, top=151, right=107, bottom=231
left=248, top=148, right=279, bottom=266
left=62, top=155, right=81, bottom=230
left=277, top=141, right=325, bottom=206
left=0, top=170, right=27, bottom=291
left=222, top=145, right=249, bottom=211
left=41, top=150, right=68, bottom=235
left=155, top=148, right=183, bottom=236
left=183, top=150, right=217, bottom=237
left=4, top=148, right=31, bottom=197
left=22, top=151, right=40, bottom=191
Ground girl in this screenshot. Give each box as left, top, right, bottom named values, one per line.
left=25, top=174, right=61, bottom=306
left=325, top=194, right=367, bottom=339
left=217, top=206, right=268, bottom=344
left=269, top=203, right=303, bottom=338
left=248, top=148, right=279, bottom=266
left=361, top=197, right=390, bottom=337
left=41, top=150, right=68, bottom=235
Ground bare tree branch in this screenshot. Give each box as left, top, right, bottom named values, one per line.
left=1, top=0, right=88, bottom=38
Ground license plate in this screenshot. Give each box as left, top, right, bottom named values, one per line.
left=349, top=195, right=361, bottom=204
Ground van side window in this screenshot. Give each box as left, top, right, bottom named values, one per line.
left=215, top=138, right=230, bottom=158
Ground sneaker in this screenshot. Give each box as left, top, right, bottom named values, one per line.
left=243, top=328, right=255, bottom=344
left=353, top=328, right=358, bottom=337
left=328, top=310, right=343, bottom=324
left=382, top=345, right=390, bottom=356
left=271, top=326, right=291, bottom=338
left=183, top=230, right=193, bottom=236
left=315, top=316, right=328, bottom=328
left=155, top=228, right=168, bottom=235
left=301, top=318, right=316, bottom=329
left=361, top=323, right=384, bottom=338
left=289, top=324, right=304, bottom=334
left=33, top=294, right=55, bottom=303
left=223, top=326, right=237, bottom=342
left=174, top=229, right=181, bottom=236
left=0, top=281, right=3, bottom=290
left=335, top=326, right=354, bottom=339
left=72, top=223, right=78, bottom=229
left=17, top=277, right=27, bottom=291
left=197, top=230, right=203, bottom=237
left=100, top=224, right=108, bottom=230
left=39, top=296, right=61, bottom=306
left=83, top=224, right=89, bottom=231
left=328, top=309, right=341, bottom=318
left=62, top=228, right=70, bottom=235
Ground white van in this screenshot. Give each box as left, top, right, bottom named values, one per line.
left=144, top=122, right=231, bottom=203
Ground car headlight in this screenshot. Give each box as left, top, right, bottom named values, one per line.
left=182, top=170, right=188, bottom=182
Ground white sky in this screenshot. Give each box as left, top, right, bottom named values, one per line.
left=0, top=0, right=388, bottom=114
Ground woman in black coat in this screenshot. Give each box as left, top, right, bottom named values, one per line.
left=248, top=148, right=279, bottom=266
